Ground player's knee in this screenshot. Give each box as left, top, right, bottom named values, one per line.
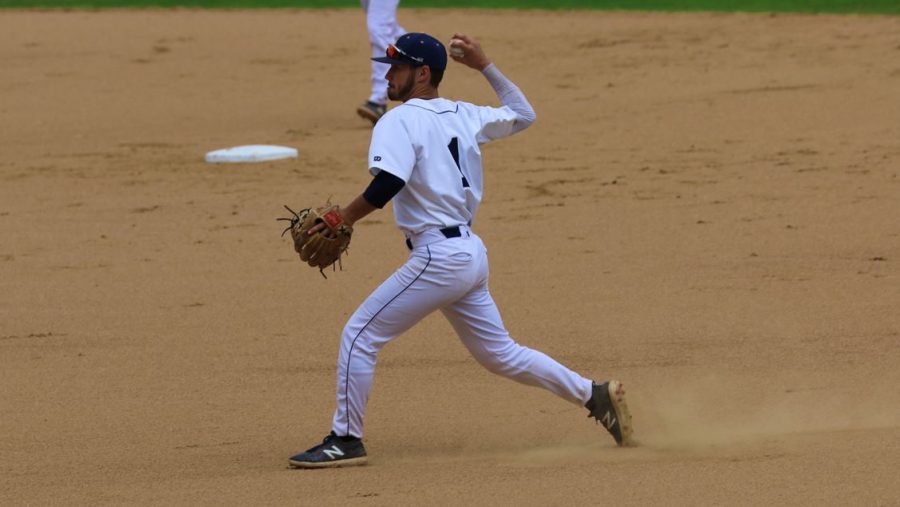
left=476, top=355, right=503, bottom=374
left=476, top=348, right=523, bottom=377
left=340, top=325, right=392, bottom=357
left=340, top=326, right=368, bottom=354
left=367, top=22, right=394, bottom=46
left=340, top=323, right=356, bottom=342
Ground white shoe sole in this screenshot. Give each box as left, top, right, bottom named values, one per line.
left=288, top=456, right=368, bottom=469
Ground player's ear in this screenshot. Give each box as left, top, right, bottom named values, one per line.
left=418, top=65, right=431, bottom=84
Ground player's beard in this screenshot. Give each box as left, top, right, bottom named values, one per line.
left=389, top=70, right=416, bottom=102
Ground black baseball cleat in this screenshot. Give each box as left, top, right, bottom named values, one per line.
left=356, top=101, right=386, bottom=125
left=288, top=432, right=368, bottom=469
left=585, top=380, right=634, bottom=447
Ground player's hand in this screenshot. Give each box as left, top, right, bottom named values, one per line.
left=307, top=209, right=347, bottom=238
left=448, top=33, right=491, bottom=71
left=307, top=221, right=327, bottom=236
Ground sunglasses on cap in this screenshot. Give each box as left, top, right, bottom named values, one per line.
left=386, top=44, right=425, bottom=65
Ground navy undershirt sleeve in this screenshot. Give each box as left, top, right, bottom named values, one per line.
left=362, top=170, right=406, bottom=209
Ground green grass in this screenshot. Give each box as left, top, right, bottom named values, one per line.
left=1, top=0, right=898, bottom=14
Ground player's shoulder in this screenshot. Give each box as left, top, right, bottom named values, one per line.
left=376, top=98, right=480, bottom=134
left=396, top=98, right=465, bottom=117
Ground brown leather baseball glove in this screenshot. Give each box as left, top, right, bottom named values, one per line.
left=279, top=204, right=352, bottom=277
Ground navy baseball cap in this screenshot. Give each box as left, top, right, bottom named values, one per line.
left=372, top=32, right=447, bottom=70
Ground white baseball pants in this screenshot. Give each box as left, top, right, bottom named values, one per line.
left=360, top=0, right=404, bottom=105
left=331, top=226, right=594, bottom=438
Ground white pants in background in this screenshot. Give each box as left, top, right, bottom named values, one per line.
left=361, top=0, right=405, bottom=106
left=331, top=227, right=593, bottom=438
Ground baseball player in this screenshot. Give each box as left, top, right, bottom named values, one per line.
left=356, top=0, right=404, bottom=124
left=289, top=32, right=634, bottom=469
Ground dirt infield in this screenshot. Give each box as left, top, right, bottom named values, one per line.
left=2, top=8, right=899, bottom=505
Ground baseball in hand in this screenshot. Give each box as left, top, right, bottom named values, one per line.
left=449, top=39, right=465, bottom=57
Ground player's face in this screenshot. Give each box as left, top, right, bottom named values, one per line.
left=386, top=64, right=417, bottom=102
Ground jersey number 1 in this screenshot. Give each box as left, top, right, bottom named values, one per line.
left=447, top=137, right=470, bottom=188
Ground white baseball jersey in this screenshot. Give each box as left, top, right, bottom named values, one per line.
left=367, top=98, right=519, bottom=235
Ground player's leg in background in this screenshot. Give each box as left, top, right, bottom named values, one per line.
left=357, top=0, right=403, bottom=121
left=331, top=243, right=469, bottom=438
left=365, top=0, right=403, bottom=105
left=440, top=236, right=594, bottom=406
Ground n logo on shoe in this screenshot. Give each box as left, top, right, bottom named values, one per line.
left=601, top=410, right=617, bottom=430
left=322, top=445, right=345, bottom=460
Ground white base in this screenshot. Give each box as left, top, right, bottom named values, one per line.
left=205, top=144, right=298, bottom=163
